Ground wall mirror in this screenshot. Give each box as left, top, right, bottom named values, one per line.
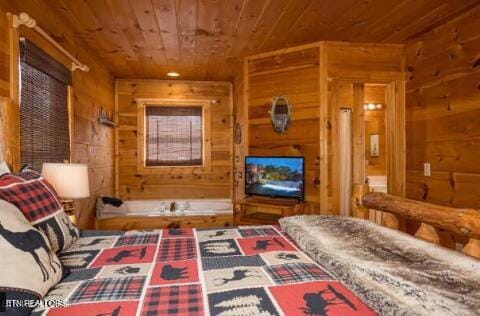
left=370, top=134, right=379, bottom=157
left=269, top=96, right=292, bottom=133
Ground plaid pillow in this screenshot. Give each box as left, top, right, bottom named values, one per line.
left=0, top=169, right=79, bottom=253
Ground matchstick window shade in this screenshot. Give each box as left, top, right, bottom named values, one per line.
left=145, top=106, right=203, bottom=166
left=19, top=39, right=71, bottom=172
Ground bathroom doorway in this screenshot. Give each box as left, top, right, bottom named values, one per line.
left=364, top=84, right=387, bottom=224
left=330, top=79, right=405, bottom=224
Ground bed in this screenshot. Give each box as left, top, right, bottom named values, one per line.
left=30, top=220, right=480, bottom=315
left=28, top=192, right=480, bottom=316
left=31, top=225, right=376, bottom=316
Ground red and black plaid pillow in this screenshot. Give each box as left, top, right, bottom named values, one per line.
left=0, top=169, right=79, bottom=253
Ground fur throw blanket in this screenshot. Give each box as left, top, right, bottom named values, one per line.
left=280, top=215, right=480, bottom=316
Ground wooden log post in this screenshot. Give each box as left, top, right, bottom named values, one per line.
left=363, top=192, right=480, bottom=239
left=382, top=213, right=404, bottom=231
left=434, top=227, right=456, bottom=249
left=463, top=239, right=480, bottom=258
left=351, top=183, right=370, bottom=219
left=414, top=223, right=441, bottom=245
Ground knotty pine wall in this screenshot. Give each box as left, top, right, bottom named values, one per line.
left=239, top=42, right=405, bottom=214
left=246, top=47, right=321, bottom=213
left=406, top=6, right=480, bottom=209
left=0, top=2, right=115, bottom=229
left=115, top=80, right=233, bottom=200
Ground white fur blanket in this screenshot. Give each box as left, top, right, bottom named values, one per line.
left=280, top=215, right=480, bottom=316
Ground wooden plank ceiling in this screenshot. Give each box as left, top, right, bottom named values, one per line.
left=46, top=0, right=479, bottom=81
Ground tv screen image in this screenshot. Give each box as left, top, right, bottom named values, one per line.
left=245, top=156, right=304, bottom=199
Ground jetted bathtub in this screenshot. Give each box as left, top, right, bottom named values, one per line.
left=96, top=198, right=234, bottom=230
left=97, top=198, right=233, bottom=220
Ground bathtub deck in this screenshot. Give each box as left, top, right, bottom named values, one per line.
left=96, top=214, right=233, bottom=230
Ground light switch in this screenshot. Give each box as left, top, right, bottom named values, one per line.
left=423, top=163, right=431, bottom=177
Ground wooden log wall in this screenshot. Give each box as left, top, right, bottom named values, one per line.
left=0, top=1, right=115, bottom=229
left=405, top=5, right=480, bottom=249
left=115, top=80, right=233, bottom=200
left=239, top=42, right=405, bottom=214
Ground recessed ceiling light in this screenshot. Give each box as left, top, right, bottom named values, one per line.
left=167, top=72, right=180, bottom=77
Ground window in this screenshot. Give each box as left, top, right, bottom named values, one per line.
left=145, top=106, right=203, bottom=166
left=136, top=100, right=211, bottom=173
left=19, top=39, right=71, bottom=171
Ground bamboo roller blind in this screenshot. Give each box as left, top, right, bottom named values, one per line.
left=146, top=106, right=203, bottom=166
left=19, top=39, right=71, bottom=172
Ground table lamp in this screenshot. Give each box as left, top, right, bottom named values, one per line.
left=42, top=163, right=90, bottom=216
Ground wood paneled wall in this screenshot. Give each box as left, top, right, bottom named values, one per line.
left=115, top=80, right=233, bottom=200
left=239, top=42, right=405, bottom=214
left=245, top=46, right=321, bottom=213
left=406, top=6, right=480, bottom=209
left=0, top=1, right=115, bottom=229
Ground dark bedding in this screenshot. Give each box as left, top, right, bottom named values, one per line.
left=280, top=215, right=480, bottom=316
left=31, top=226, right=376, bottom=315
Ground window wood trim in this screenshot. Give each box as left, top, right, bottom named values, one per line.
left=7, top=13, right=20, bottom=171
left=68, top=86, right=74, bottom=161
left=136, top=99, right=212, bottom=175
left=7, top=15, right=73, bottom=171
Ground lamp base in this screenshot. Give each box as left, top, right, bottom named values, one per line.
left=61, top=199, right=75, bottom=215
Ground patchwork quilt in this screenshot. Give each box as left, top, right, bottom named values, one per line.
left=31, top=226, right=376, bottom=316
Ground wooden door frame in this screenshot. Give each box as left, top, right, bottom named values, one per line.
left=330, top=78, right=406, bottom=226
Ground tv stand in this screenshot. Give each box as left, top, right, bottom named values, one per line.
left=234, top=196, right=305, bottom=225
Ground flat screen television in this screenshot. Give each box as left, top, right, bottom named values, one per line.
left=245, top=156, right=304, bottom=200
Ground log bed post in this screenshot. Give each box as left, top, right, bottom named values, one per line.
left=463, top=239, right=480, bottom=258
left=362, top=192, right=480, bottom=259
left=351, top=183, right=369, bottom=219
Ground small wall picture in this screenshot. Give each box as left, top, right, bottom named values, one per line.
left=370, top=134, right=379, bottom=157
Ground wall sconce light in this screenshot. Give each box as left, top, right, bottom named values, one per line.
left=363, top=103, right=383, bottom=111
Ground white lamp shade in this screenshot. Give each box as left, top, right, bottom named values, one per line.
left=42, top=163, right=90, bottom=199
